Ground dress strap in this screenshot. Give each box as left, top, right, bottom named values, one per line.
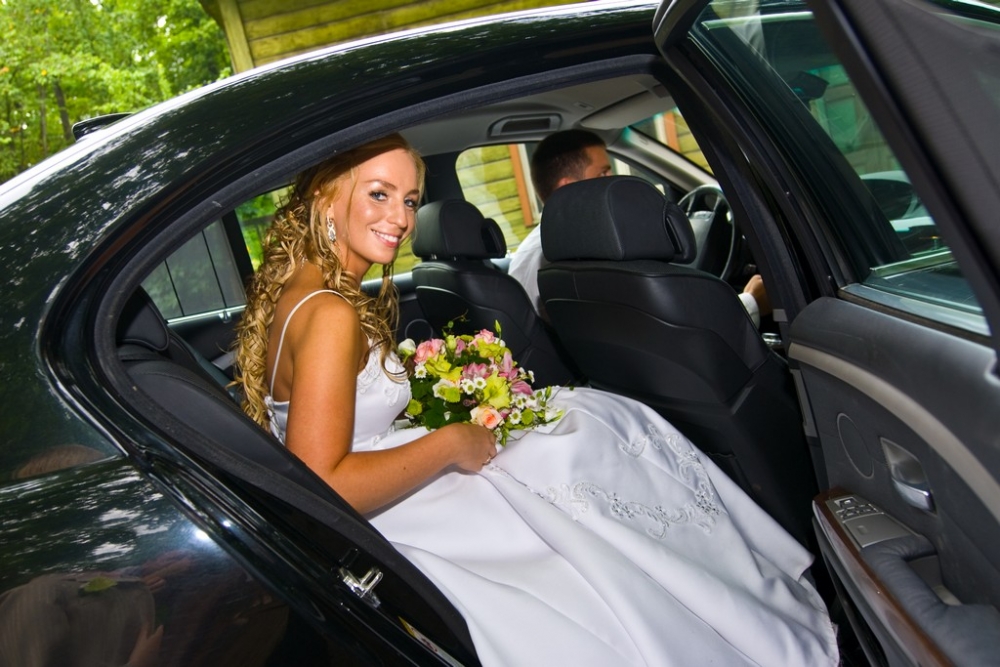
left=269, top=289, right=346, bottom=396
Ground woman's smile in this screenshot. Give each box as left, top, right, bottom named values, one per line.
left=372, top=229, right=403, bottom=248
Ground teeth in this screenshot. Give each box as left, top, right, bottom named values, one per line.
left=373, top=230, right=399, bottom=245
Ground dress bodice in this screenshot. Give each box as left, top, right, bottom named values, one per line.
left=351, top=350, right=410, bottom=448
left=264, top=290, right=410, bottom=449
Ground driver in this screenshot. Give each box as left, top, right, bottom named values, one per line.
left=508, top=129, right=769, bottom=326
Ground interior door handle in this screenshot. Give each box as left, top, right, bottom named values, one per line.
left=881, top=438, right=934, bottom=512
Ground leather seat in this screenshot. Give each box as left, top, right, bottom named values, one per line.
left=114, top=288, right=480, bottom=656
left=537, top=176, right=816, bottom=543
left=115, top=288, right=332, bottom=497
left=411, top=199, right=581, bottom=388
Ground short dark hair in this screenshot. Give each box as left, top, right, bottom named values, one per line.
left=530, top=130, right=606, bottom=202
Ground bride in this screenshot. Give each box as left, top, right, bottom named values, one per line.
left=234, top=134, right=839, bottom=666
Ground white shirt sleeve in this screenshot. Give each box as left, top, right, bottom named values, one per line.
left=738, top=291, right=760, bottom=330
left=507, top=226, right=546, bottom=315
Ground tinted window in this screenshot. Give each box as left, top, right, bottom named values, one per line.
left=693, top=0, right=989, bottom=332
left=143, top=220, right=246, bottom=321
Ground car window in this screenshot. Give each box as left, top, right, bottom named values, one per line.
left=236, top=189, right=286, bottom=271
left=142, top=220, right=247, bottom=321
left=630, top=107, right=713, bottom=175
left=142, top=187, right=290, bottom=322
left=691, top=0, right=989, bottom=334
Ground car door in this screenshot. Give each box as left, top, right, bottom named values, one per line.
left=653, top=1, right=1000, bottom=665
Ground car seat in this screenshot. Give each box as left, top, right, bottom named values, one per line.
left=113, top=287, right=479, bottom=659
left=411, top=199, right=581, bottom=387
left=537, top=176, right=816, bottom=544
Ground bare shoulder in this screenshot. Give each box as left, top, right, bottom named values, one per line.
left=285, top=290, right=360, bottom=342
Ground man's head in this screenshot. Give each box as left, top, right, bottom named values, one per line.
left=530, top=130, right=612, bottom=203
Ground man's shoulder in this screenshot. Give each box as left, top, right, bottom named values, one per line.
left=511, top=225, right=543, bottom=260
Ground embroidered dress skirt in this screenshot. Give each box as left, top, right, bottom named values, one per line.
left=364, top=388, right=839, bottom=667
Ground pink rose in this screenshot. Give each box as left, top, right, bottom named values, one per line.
left=454, top=338, right=466, bottom=355
left=471, top=405, right=503, bottom=430
left=414, top=338, right=444, bottom=364
left=475, top=329, right=496, bottom=344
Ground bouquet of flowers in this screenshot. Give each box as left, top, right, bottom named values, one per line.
left=397, top=324, right=562, bottom=445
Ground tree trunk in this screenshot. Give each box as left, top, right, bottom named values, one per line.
left=37, top=84, right=48, bottom=156
left=53, top=80, right=73, bottom=142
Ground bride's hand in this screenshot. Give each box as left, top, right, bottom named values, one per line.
left=443, top=423, right=498, bottom=472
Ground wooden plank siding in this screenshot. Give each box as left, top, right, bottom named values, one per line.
left=201, top=0, right=580, bottom=69
left=457, top=145, right=532, bottom=247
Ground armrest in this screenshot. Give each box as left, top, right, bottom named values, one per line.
left=863, top=535, right=1000, bottom=666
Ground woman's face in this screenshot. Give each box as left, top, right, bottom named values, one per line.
left=326, top=147, right=420, bottom=278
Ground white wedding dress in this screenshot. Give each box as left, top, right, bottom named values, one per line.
left=268, top=292, right=839, bottom=666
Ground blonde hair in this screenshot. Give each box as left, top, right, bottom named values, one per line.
left=235, top=134, right=426, bottom=428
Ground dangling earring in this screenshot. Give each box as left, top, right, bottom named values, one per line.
left=326, top=215, right=337, bottom=244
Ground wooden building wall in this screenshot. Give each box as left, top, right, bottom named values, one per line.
left=199, top=0, right=579, bottom=72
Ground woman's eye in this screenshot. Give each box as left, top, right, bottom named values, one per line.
left=405, top=198, right=418, bottom=209
left=370, top=190, right=388, bottom=201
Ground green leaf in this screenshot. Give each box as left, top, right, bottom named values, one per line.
left=79, top=576, right=117, bottom=595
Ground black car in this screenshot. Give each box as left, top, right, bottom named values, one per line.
left=2, top=0, right=999, bottom=665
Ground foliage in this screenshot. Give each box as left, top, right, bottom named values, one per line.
left=0, top=0, right=230, bottom=183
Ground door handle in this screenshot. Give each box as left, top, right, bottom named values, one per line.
left=881, top=438, right=934, bottom=512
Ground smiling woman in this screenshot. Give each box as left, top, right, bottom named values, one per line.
left=326, top=149, right=422, bottom=277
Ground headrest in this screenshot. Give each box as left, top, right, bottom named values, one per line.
left=541, top=176, right=697, bottom=263
left=481, top=218, right=506, bottom=256
left=117, top=287, right=170, bottom=352
left=412, top=200, right=506, bottom=260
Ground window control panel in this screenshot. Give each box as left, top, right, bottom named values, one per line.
left=824, top=494, right=913, bottom=549
left=830, top=495, right=880, bottom=521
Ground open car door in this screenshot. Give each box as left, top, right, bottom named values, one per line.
left=653, top=1, right=1000, bottom=665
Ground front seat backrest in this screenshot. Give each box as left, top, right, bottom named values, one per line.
left=411, top=199, right=581, bottom=388
left=537, top=176, right=816, bottom=544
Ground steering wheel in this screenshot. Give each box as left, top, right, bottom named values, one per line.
left=677, top=184, right=744, bottom=285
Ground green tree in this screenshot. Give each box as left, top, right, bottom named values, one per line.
left=0, top=0, right=229, bottom=183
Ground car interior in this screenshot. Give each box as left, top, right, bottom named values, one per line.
left=28, top=0, right=986, bottom=662
left=125, top=66, right=797, bottom=522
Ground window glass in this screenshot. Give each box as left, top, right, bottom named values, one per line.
left=631, top=108, right=712, bottom=174
left=236, top=190, right=286, bottom=271
left=142, top=220, right=246, bottom=320
left=695, top=0, right=986, bottom=327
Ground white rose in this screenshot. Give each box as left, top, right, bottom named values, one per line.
left=397, top=338, right=417, bottom=356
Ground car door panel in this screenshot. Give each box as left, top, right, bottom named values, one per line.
left=813, top=491, right=998, bottom=667
left=654, top=1, right=1000, bottom=663
left=790, top=296, right=1000, bottom=665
